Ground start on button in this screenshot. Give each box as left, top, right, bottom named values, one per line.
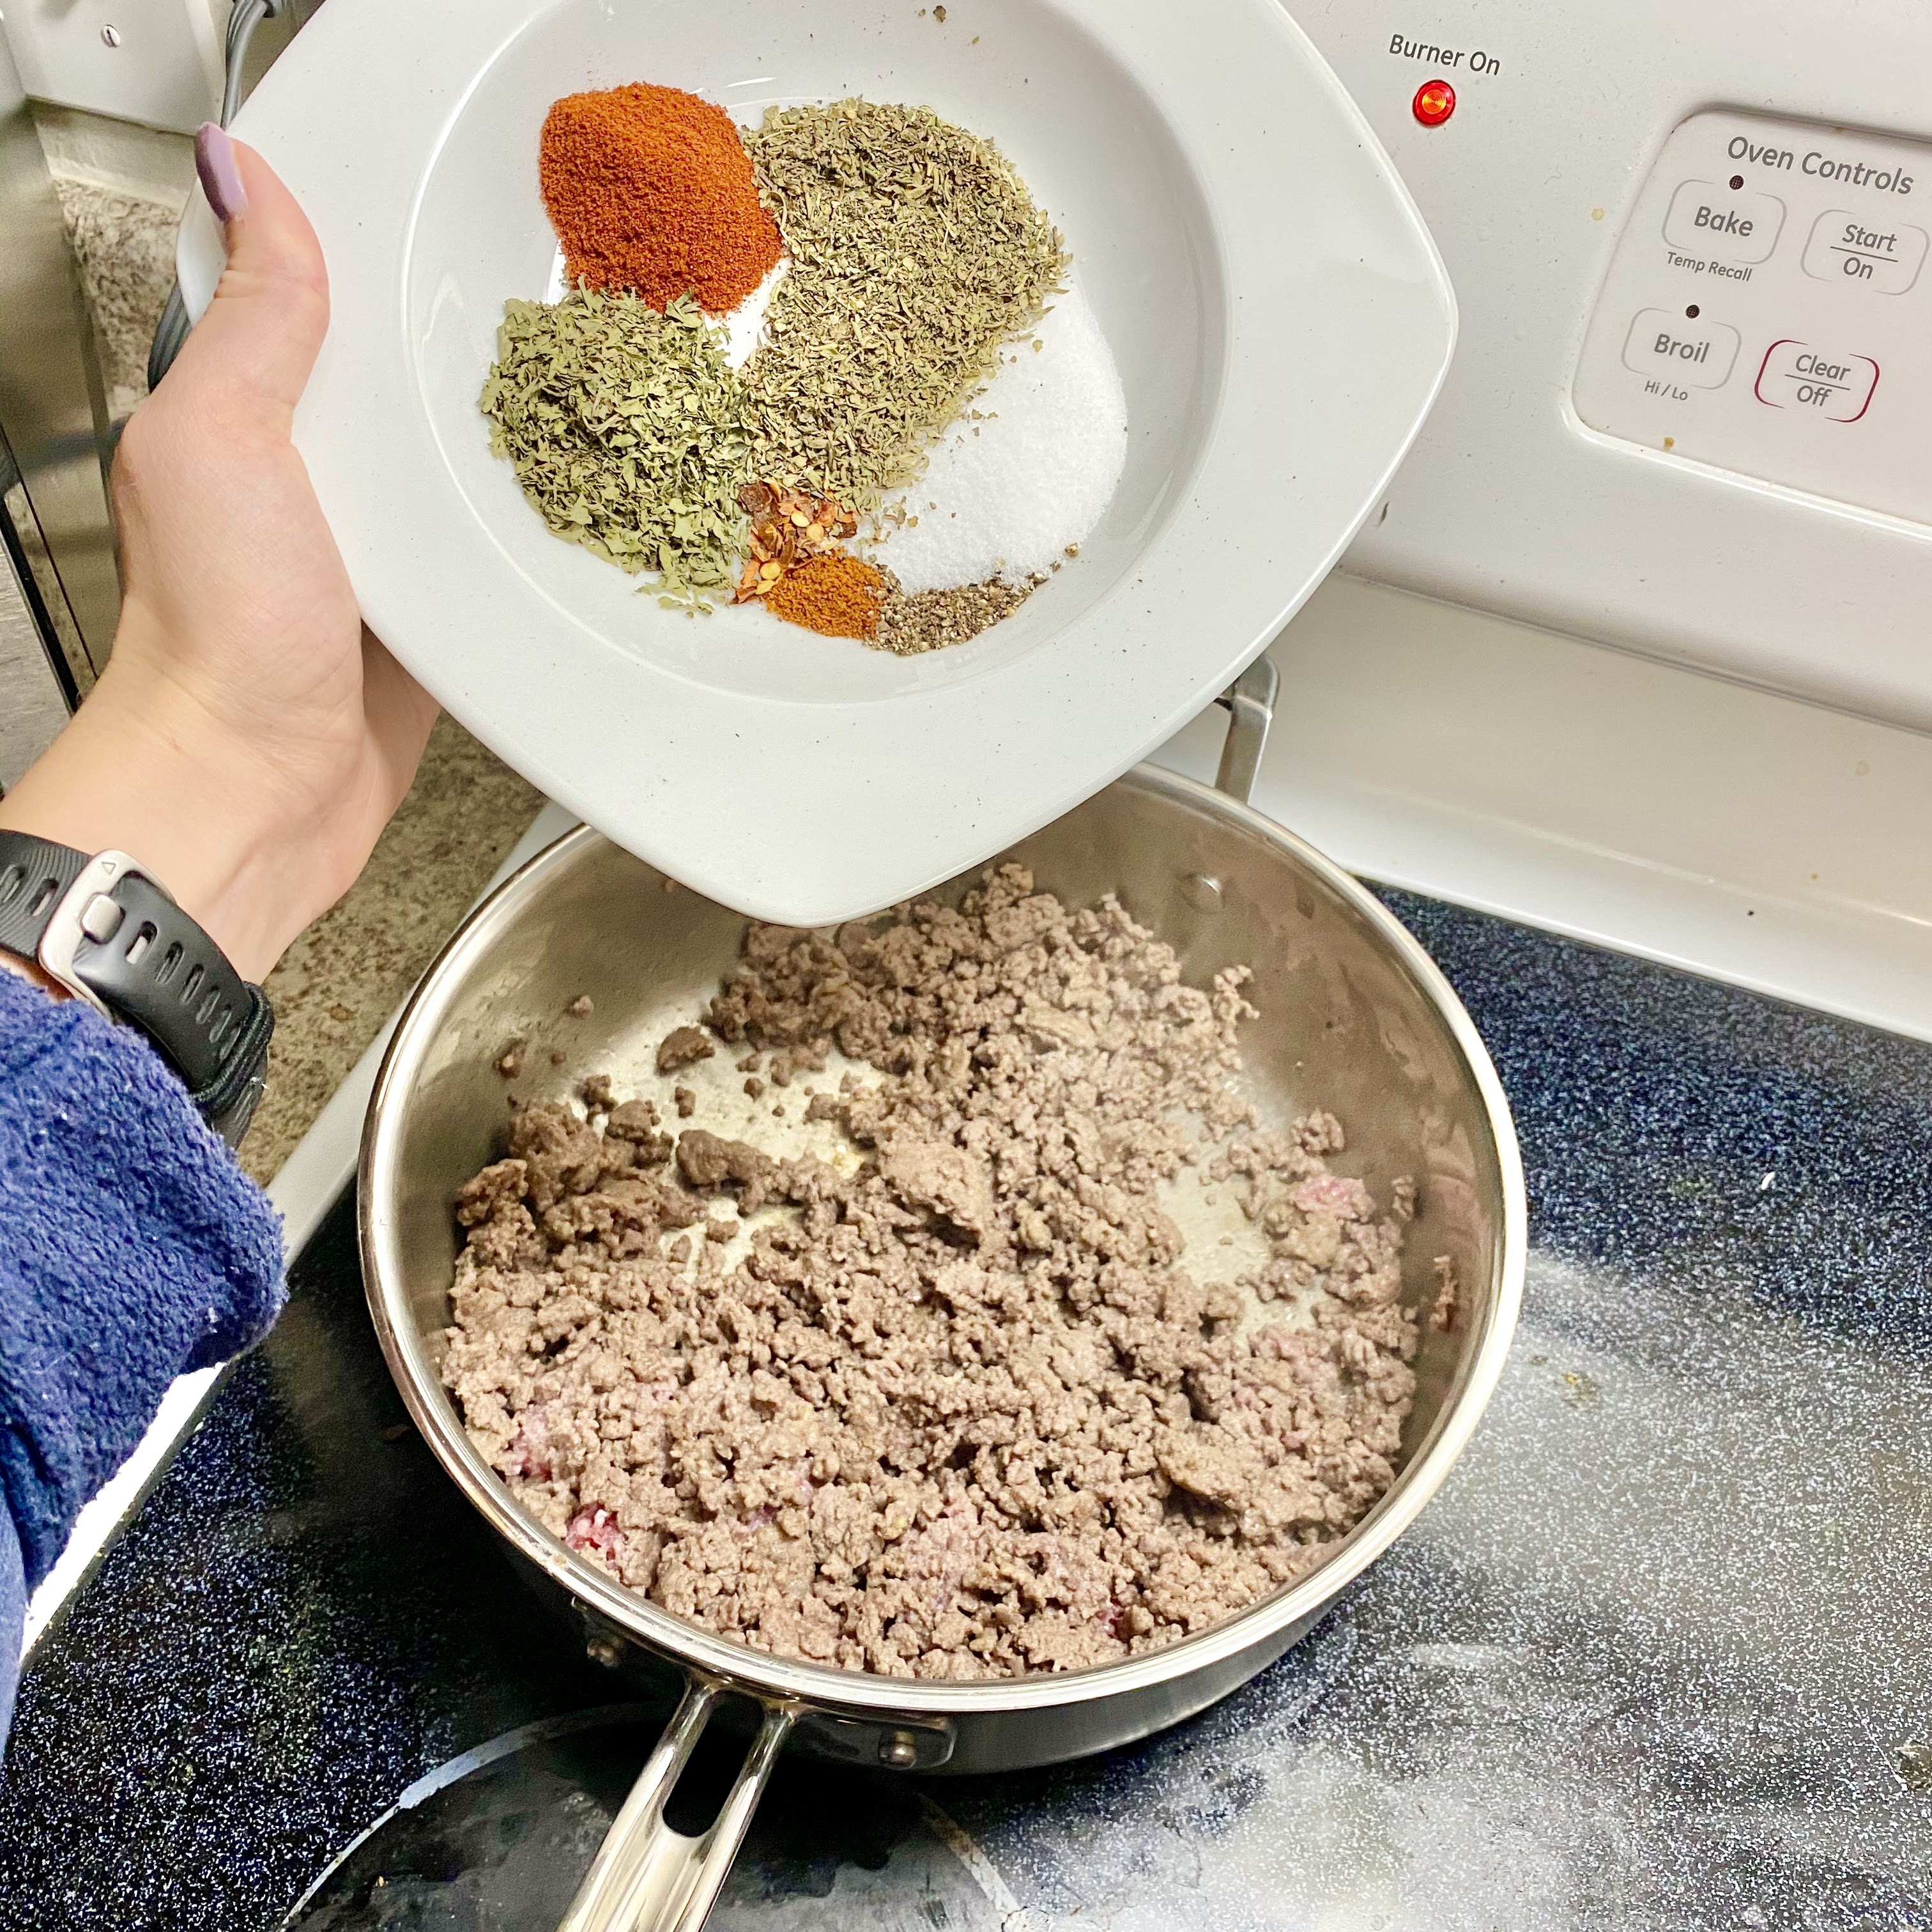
left=1622, top=309, right=1740, bottom=388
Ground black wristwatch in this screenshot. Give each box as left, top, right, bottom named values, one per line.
left=0, top=831, right=273, bottom=1147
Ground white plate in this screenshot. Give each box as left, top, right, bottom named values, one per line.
left=180, top=0, right=1453, bottom=925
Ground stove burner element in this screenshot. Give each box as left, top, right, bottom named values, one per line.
left=280, top=1706, right=997, bottom=1930
left=281, top=1710, right=642, bottom=1927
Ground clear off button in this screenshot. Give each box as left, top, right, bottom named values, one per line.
left=1753, top=339, right=1878, bottom=421
left=1622, top=309, right=1740, bottom=387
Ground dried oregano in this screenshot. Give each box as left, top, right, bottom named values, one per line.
left=742, top=100, right=1066, bottom=505
left=478, top=290, right=754, bottom=601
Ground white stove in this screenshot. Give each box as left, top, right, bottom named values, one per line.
left=1195, top=3, right=1932, bottom=1041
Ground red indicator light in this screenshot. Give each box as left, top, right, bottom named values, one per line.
left=1413, top=77, right=1457, bottom=127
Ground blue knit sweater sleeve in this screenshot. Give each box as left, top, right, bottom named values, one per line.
left=0, top=970, right=284, bottom=1744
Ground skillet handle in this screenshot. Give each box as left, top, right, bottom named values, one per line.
left=558, top=1675, right=794, bottom=1932
left=1212, top=654, right=1279, bottom=808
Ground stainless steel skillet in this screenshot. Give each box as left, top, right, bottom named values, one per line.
left=359, top=676, right=1526, bottom=1931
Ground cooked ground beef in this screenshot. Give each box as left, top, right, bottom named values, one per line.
left=441, top=866, right=1420, bottom=1680
left=656, top=1025, right=714, bottom=1075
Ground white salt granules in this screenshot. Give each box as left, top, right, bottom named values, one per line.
left=875, top=282, right=1128, bottom=594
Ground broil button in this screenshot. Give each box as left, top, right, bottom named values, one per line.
left=1663, top=180, right=1786, bottom=264
left=1621, top=309, right=1740, bottom=388
left=1752, top=339, right=1878, bottom=420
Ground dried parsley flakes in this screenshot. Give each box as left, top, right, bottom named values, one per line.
left=479, top=289, right=754, bottom=601
left=742, top=100, right=1066, bottom=506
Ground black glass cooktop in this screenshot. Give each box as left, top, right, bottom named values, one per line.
left=1, top=892, right=1929, bottom=1932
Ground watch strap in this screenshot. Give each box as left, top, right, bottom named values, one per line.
left=72, top=869, right=253, bottom=1092
left=181, top=983, right=274, bottom=1146
left=0, top=831, right=273, bottom=1146
left=0, top=831, right=89, bottom=960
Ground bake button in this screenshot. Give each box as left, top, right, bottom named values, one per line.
left=1752, top=339, right=1878, bottom=421
left=1801, top=210, right=1929, bottom=293
left=1621, top=309, right=1740, bottom=388
left=1662, top=180, right=1786, bottom=263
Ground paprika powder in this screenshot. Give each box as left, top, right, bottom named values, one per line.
left=540, top=82, right=783, bottom=312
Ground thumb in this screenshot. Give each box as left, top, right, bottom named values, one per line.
left=172, top=123, right=329, bottom=419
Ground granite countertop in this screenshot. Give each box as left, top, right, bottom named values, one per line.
left=42, top=128, right=546, bottom=1182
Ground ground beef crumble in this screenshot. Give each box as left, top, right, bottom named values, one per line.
left=441, top=866, right=1421, bottom=1680
left=656, top=1025, right=714, bottom=1075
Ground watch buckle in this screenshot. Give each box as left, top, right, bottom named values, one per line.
left=36, top=850, right=153, bottom=1017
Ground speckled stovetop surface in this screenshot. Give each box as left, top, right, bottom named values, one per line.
left=1, top=893, right=1928, bottom=1932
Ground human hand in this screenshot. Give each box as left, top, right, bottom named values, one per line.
left=0, top=125, right=438, bottom=985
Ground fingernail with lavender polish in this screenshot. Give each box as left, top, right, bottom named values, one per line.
left=195, top=121, right=248, bottom=223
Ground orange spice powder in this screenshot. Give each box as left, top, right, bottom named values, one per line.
left=764, top=554, right=887, bottom=640
left=539, top=82, right=783, bottom=312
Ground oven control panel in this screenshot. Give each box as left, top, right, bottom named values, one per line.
left=1575, top=111, right=1932, bottom=521
left=1280, top=2, right=1932, bottom=730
